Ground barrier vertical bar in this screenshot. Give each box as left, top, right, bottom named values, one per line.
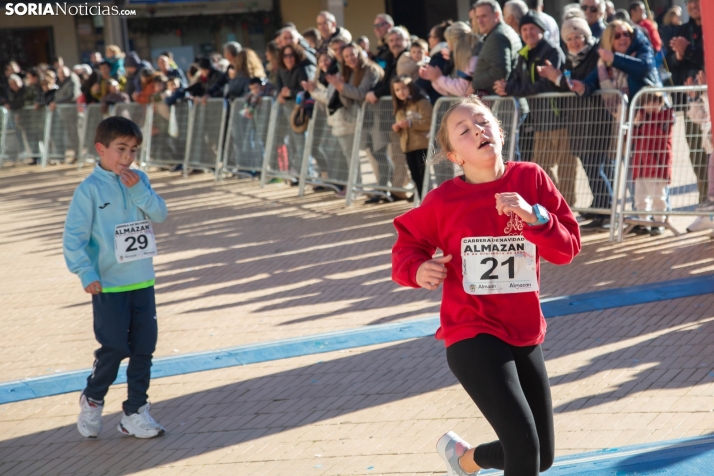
left=213, top=101, right=228, bottom=181
left=260, top=101, right=280, bottom=188
left=140, top=105, right=154, bottom=171
left=344, top=103, right=366, bottom=206
left=297, top=110, right=318, bottom=197
left=609, top=94, right=628, bottom=242
left=40, top=107, right=52, bottom=168
left=182, top=100, right=196, bottom=179
left=505, top=97, right=519, bottom=161
left=0, top=108, right=7, bottom=168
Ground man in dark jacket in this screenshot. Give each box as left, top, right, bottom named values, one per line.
left=581, top=0, right=607, bottom=38
left=667, top=0, right=706, bottom=202
left=372, top=13, right=395, bottom=71
left=495, top=12, right=576, bottom=205
left=471, top=0, right=522, bottom=96
left=124, top=51, right=152, bottom=99
left=187, top=57, right=223, bottom=97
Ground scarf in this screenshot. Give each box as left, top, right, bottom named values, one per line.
left=597, top=58, right=629, bottom=120
left=566, top=37, right=596, bottom=69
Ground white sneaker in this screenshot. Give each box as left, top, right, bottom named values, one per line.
left=77, top=394, right=103, bottom=438
left=117, top=403, right=166, bottom=438
left=687, top=204, right=714, bottom=232
left=436, top=431, right=479, bottom=475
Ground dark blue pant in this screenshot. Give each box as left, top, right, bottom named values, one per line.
left=84, top=286, right=157, bottom=414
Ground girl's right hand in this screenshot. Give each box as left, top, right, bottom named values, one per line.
left=416, top=255, right=452, bottom=290
left=392, top=123, right=400, bottom=133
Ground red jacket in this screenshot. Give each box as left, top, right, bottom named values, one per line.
left=638, top=19, right=662, bottom=53
left=392, top=162, right=581, bottom=348
left=631, top=107, right=674, bottom=182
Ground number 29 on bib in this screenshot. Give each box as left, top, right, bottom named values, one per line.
left=461, top=236, right=538, bottom=295
left=115, top=220, right=158, bottom=263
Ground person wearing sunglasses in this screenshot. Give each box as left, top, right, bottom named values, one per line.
left=372, top=13, right=395, bottom=71
left=571, top=20, right=660, bottom=106
left=579, top=0, right=607, bottom=38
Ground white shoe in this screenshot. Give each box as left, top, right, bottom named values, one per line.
left=117, top=403, right=166, bottom=438
left=77, top=394, right=103, bottom=438
left=436, top=431, right=479, bottom=475
left=687, top=200, right=714, bottom=231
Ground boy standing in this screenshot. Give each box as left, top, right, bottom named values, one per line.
left=63, top=116, right=168, bottom=438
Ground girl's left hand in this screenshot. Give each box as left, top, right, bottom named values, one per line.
left=598, top=48, right=615, bottom=65
left=392, top=123, right=400, bottom=133
left=495, top=193, right=538, bottom=224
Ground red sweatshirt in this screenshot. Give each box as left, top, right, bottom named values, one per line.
left=392, top=162, right=581, bottom=347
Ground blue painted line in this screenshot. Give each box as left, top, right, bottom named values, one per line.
left=540, top=274, right=714, bottom=318
left=480, top=435, right=714, bottom=475
left=1, top=274, right=712, bottom=405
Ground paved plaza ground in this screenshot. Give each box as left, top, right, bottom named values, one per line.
left=1, top=164, right=714, bottom=475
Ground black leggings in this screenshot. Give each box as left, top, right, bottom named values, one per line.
left=405, top=149, right=426, bottom=199
left=446, top=334, right=554, bottom=475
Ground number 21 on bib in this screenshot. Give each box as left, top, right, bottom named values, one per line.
left=461, top=236, right=538, bottom=295
left=115, top=220, right=158, bottom=263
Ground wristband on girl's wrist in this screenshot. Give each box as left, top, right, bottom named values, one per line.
left=527, top=204, right=550, bottom=226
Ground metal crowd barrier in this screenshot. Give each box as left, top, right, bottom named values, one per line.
left=221, top=97, right=272, bottom=178
left=141, top=102, right=190, bottom=169
left=77, top=104, right=108, bottom=167
left=298, top=102, right=363, bottom=196
left=344, top=97, right=416, bottom=205
left=183, top=98, right=227, bottom=178
left=0, top=106, right=47, bottom=166
left=519, top=91, right=628, bottom=232
left=260, top=100, right=306, bottom=185
left=44, top=104, right=80, bottom=166
left=421, top=95, right=520, bottom=204
left=4, top=87, right=711, bottom=244
left=615, top=85, right=711, bottom=241
left=0, top=107, right=9, bottom=167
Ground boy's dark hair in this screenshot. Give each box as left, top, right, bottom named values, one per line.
left=95, top=116, right=143, bottom=148
left=249, top=77, right=266, bottom=86
left=99, top=61, right=111, bottom=68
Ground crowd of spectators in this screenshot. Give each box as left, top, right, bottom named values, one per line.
left=0, top=0, right=710, bottom=230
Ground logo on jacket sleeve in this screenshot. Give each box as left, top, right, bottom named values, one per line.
left=99, top=203, right=110, bottom=209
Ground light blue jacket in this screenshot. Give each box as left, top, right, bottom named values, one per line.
left=63, top=166, right=168, bottom=289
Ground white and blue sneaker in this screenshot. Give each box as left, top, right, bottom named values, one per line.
left=117, top=402, right=166, bottom=438
left=436, top=431, right=479, bottom=475
left=77, top=393, right=104, bottom=438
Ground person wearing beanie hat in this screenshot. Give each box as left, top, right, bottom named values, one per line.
left=518, top=11, right=548, bottom=34
left=494, top=8, right=578, bottom=206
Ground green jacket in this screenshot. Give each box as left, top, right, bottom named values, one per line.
left=471, top=22, right=522, bottom=95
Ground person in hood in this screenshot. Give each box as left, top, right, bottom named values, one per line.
left=124, top=51, right=152, bottom=99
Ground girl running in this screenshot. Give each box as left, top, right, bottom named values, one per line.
left=391, top=96, right=581, bottom=475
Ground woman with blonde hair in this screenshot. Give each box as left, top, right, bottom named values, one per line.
left=419, top=21, right=479, bottom=97
left=659, top=6, right=682, bottom=54
left=571, top=19, right=660, bottom=102
left=104, top=44, right=126, bottom=78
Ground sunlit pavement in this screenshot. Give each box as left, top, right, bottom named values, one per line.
left=1, top=165, right=714, bottom=475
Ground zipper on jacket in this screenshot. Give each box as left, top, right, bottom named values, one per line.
left=116, top=175, right=127, bottom=210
